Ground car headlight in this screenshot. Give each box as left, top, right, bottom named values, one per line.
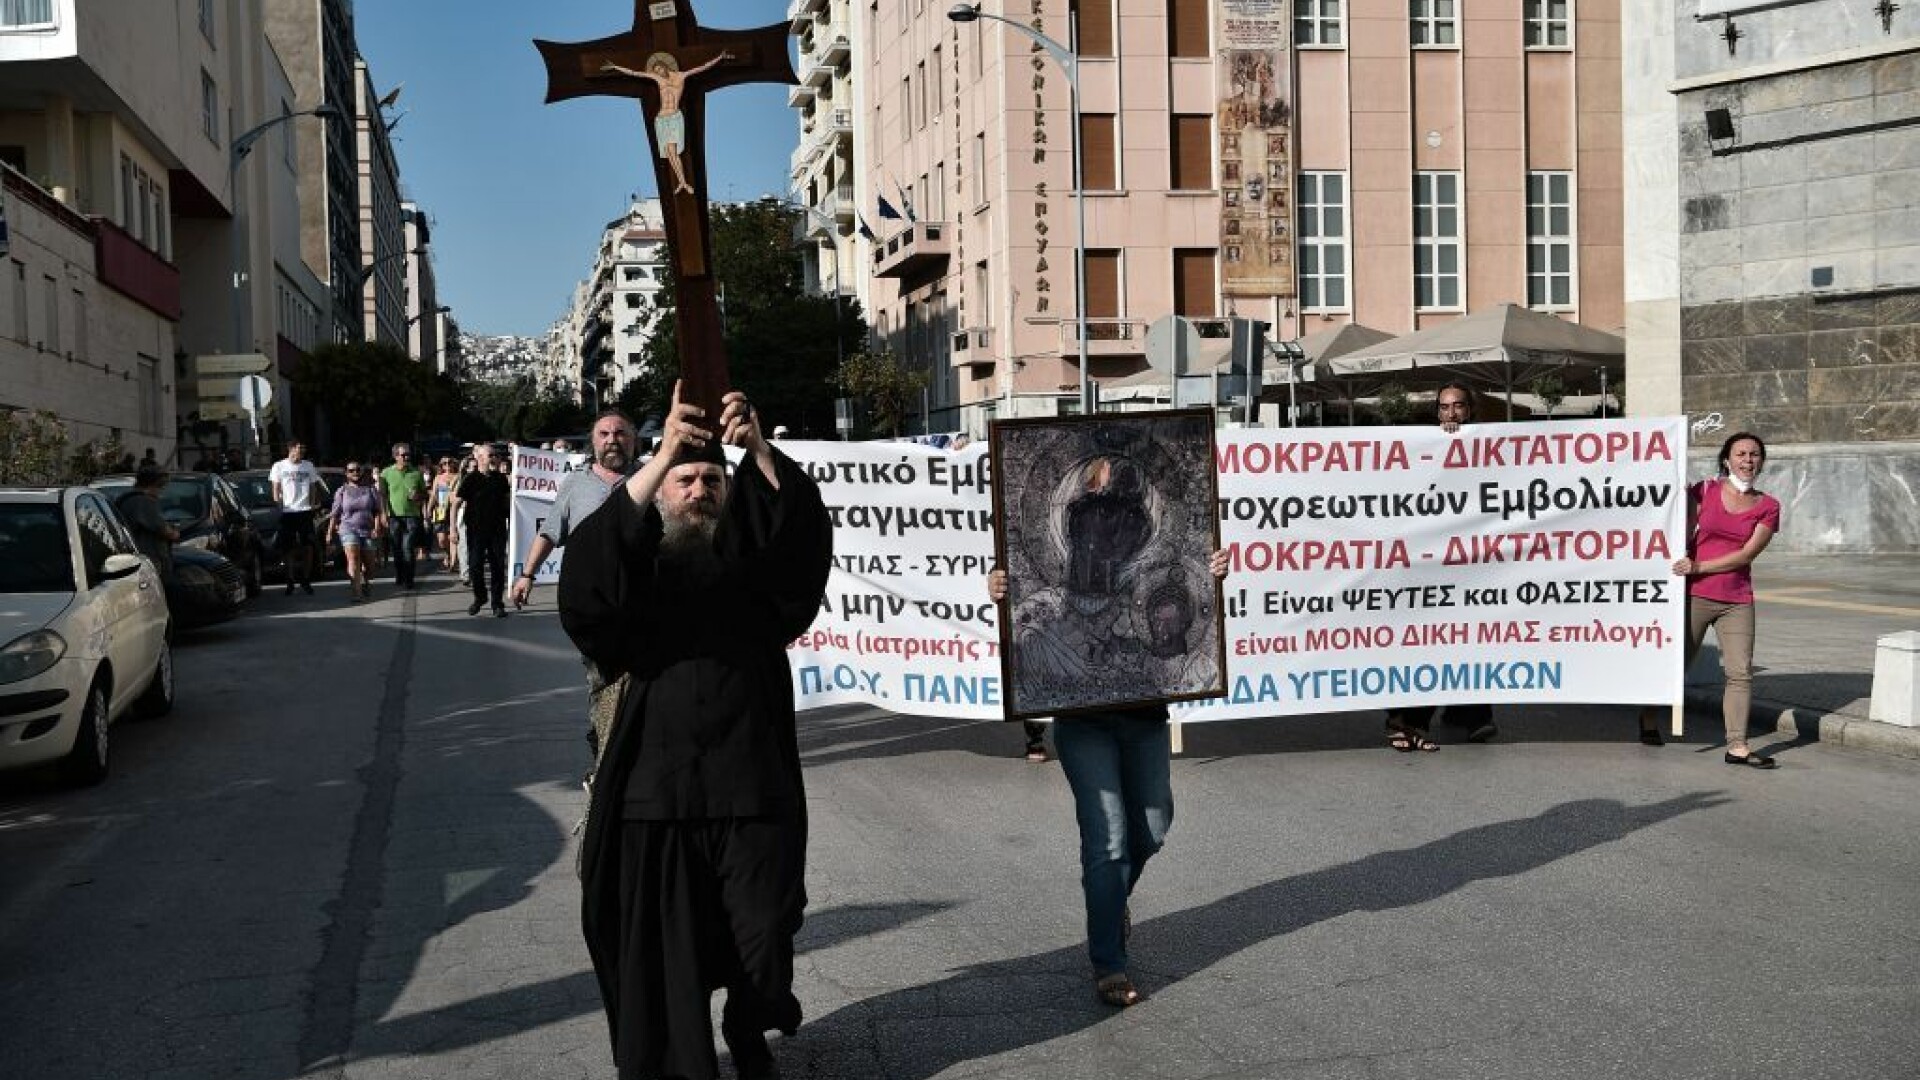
left=176, top=534, right=215, bottom=551
left=0, top=629, right=66, bottom=685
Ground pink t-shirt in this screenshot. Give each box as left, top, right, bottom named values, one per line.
left=1688, top=478, right=1781, bottom=604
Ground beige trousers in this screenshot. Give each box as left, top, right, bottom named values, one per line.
left=1687, top=597, right=1757, bottom=751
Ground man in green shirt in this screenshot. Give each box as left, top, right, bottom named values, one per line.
left=378, top=442, right=430, bottom=589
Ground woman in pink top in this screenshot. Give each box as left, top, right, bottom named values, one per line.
left=1652, top=433, right=1782, bottom=767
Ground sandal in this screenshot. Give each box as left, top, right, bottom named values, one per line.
left=1388, top=730, right=1414, bottom=753
left=1724, top=751, right=1778, bottom=769
left=1025, top=744, right=1049, bottom=763
left=1095, top=973, right=1145, bottom=1008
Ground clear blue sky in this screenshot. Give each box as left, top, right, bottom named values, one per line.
left=353, top=2, right=798, bottom=338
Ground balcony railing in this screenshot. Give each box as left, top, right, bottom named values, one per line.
left=872, top=222, right=951, bottom=279
left=1060, top=317, right=1144, bottom=356
left=95, top=219, right=181, bottom=321
left=950, top=327, right=994, bottom=366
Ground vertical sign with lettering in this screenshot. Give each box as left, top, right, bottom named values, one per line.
left=1217, top=0, right=1295, bottom=299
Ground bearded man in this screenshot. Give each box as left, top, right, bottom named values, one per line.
left=559, top=382, right=832, bottom=1080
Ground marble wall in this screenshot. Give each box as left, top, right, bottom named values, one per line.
left=1689, top=442, right=1920, bottom=553
left=1674, top=52, right=1920, bottom=447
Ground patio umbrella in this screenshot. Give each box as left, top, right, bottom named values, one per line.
left=1327, top=304, right=1624, bottom=420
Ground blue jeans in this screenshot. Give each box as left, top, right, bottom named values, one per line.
left=1052, top=710, right=1173, bottom=977
left=388, top=516, right=421, bottom=585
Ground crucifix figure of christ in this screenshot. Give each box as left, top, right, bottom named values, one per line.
left=535, top=1, right=795, bottom=423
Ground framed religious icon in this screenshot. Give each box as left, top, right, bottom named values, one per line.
left=988, top=409, right=1226, bottom=720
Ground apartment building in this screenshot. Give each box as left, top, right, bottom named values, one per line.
left=0, top=0, right=239, bottom=462
left=403, top=202, right=448, bottom=372
left=556, top=199, right=670, bottom=410
left=790, top=0, right=864, bottom=315
left=849, top=0, right=1623, bottom=433
left=353, top=59, right=404, bottom=347
left=264, top=0, right=360, bottom=340
left=1623, top=0, right=1918, bottom=552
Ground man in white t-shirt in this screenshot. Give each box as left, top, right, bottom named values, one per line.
left=270, top=440, right=322, bottom=596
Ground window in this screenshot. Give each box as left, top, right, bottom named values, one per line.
left=10, top=262, right=24, bottom=342
left=1167, top=0, right=1209, bottom=57
left=281, top=102, right=297, bottom=168
left=932, top=162, right=946, bottom=220
left=1080, top=114, right=1117, bottom=191
left=1410, top=0, right=1457, bottom=45
left=71, top=288, right=85, bottom=363
left=1414, top=171, right=1462, bottom=309
left=1169, top=115, right=1211, bottom=191
left=120, top=154, right=136, bottom=229
left=625, top=293, right=641, bottom=309
left=899, top=76, right=911, bottom=130
left=1173, top=249, right=1217, bottom=318
left=972, top=132, right=987, bottom=207
left=1073, top=0, right=1115, bottom=58
left=1084, top=251, right=1121, bottom=319
left=916, top=60, right=927, bottom=129
left=1295, top=0, right=1343, bottom=46
left=200, top=70, right=220, bottom=143
left=0, top=0, right=53, bottom=29
left=42, top=274, right=59, bottom=352
left=1297, top=172, right=1349, bottom=311
left=930, top=47, right=942, bottom=120
left=1527, top=171, right=1575, bottom=309
left=138, top=356, right=161, bottom=435
left=199, top=0, right=214, bottom=42
left=1525, top=0, right=1571, bottom=47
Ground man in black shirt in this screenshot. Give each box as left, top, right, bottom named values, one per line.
left=560, top=381, right=831, bottom=1080
left=451, top=443, right=512, bottom=616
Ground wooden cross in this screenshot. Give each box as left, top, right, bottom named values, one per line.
left=535, top=1, right=795, bottom=422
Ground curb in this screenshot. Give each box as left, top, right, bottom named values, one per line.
left=1681, top=686, right=1920, bottom=761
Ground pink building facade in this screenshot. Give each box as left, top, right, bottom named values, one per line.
left=852, top=0, right=1623, bottom=433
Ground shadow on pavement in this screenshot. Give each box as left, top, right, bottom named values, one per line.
left=336, top=901, right=953, bottom=1062
left=783, top=792, right=1730, bottom=1078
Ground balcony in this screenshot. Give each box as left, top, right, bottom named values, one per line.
left=818, top=181, right=855, bottom=224
left=789, top=137, right=821, bottom=178
left=803, top=57, right=835, bottom=89
left=827, top=107, right=853, bottom=137
left=786, top=82, right=817, bottom=108
left=872, top=222, right=951, bottom=279
left=818, top=22, right=852, bottom=67
left=1060, top=318, right=1146, bottom=357
left=786, top=0, right=824, bottom=30
left=95, top=219, right=182, bottom=321
left=950, top=327, right=994, bottom=369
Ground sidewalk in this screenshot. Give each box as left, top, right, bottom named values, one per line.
left=1687, top=554, right=1920, bottom=759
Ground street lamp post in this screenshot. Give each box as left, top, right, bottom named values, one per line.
left=947, top=3, right=1092, bottom=415
left=229, top=104, right=340, bottom=356
left=349, top=247, right=426, bottom=342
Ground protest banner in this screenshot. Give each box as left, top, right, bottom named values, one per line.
left=779, top=440, right=1001, bottom=718
left=778, top=418, right=1686, bottom=724
left=1187, top=418, right=1689, bottom=720
left=507, top=444, right=587, bottom=582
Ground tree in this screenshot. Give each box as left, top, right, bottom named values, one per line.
left=831, top=348, right=926, bottom=438
left=1530, top=373, right=1566, bottom=417
left=292, top=341, right=462, bottom=460
left=1374, top=383, right=1424, bottom=425
left=620, top=198, right=868, bottom=438
left=458, top=377, right=592, bottom=444
left=0, top=409, right=125, bottom=484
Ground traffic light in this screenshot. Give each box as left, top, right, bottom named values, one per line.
left=1230, top=317, right=1269, bottom=382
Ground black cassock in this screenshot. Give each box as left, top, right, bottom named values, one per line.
left=559, top=448, right=831, bottom=1080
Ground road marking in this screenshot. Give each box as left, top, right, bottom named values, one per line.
left=1758, top=591, right=1920, bottom=618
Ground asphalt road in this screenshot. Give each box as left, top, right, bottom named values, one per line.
left=2, top=569, right=1916, bottom=1080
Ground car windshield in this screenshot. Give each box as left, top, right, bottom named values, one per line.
left=0, top=504, right=75, bottom=593
left=230, top=475, right=277, bottom=510
left=91, top=476, right=210, bottom=525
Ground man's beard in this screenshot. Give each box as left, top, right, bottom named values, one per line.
left=658, top=502, right=720, bottom=574
left=597, top=447, right=628, bottom=472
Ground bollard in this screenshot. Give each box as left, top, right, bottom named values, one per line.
left=1868, top=631, right=1920, bottom=728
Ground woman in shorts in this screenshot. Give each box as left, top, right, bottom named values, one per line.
left=327, top=462, right=386, bottom=602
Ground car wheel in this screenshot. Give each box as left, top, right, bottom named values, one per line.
left=244, top=547, right=264, bottom=598
left=60, top=679, right=111, bottom=786
left=134, top=635, right=175, bottom=719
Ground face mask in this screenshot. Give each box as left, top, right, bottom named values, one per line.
left=1726, top=474, right=1753, bottom=494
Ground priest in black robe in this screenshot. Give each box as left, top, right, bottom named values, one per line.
left=559, top=381, right=832, bottom=1080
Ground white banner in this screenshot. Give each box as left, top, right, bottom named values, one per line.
left=781, top=441, right=1003, bottom=719
left=1189, top=419, right=1688, bottom=719
left=508, top=444, right=588, bottom=583
left=781, top=419, right=1686, bottom=722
